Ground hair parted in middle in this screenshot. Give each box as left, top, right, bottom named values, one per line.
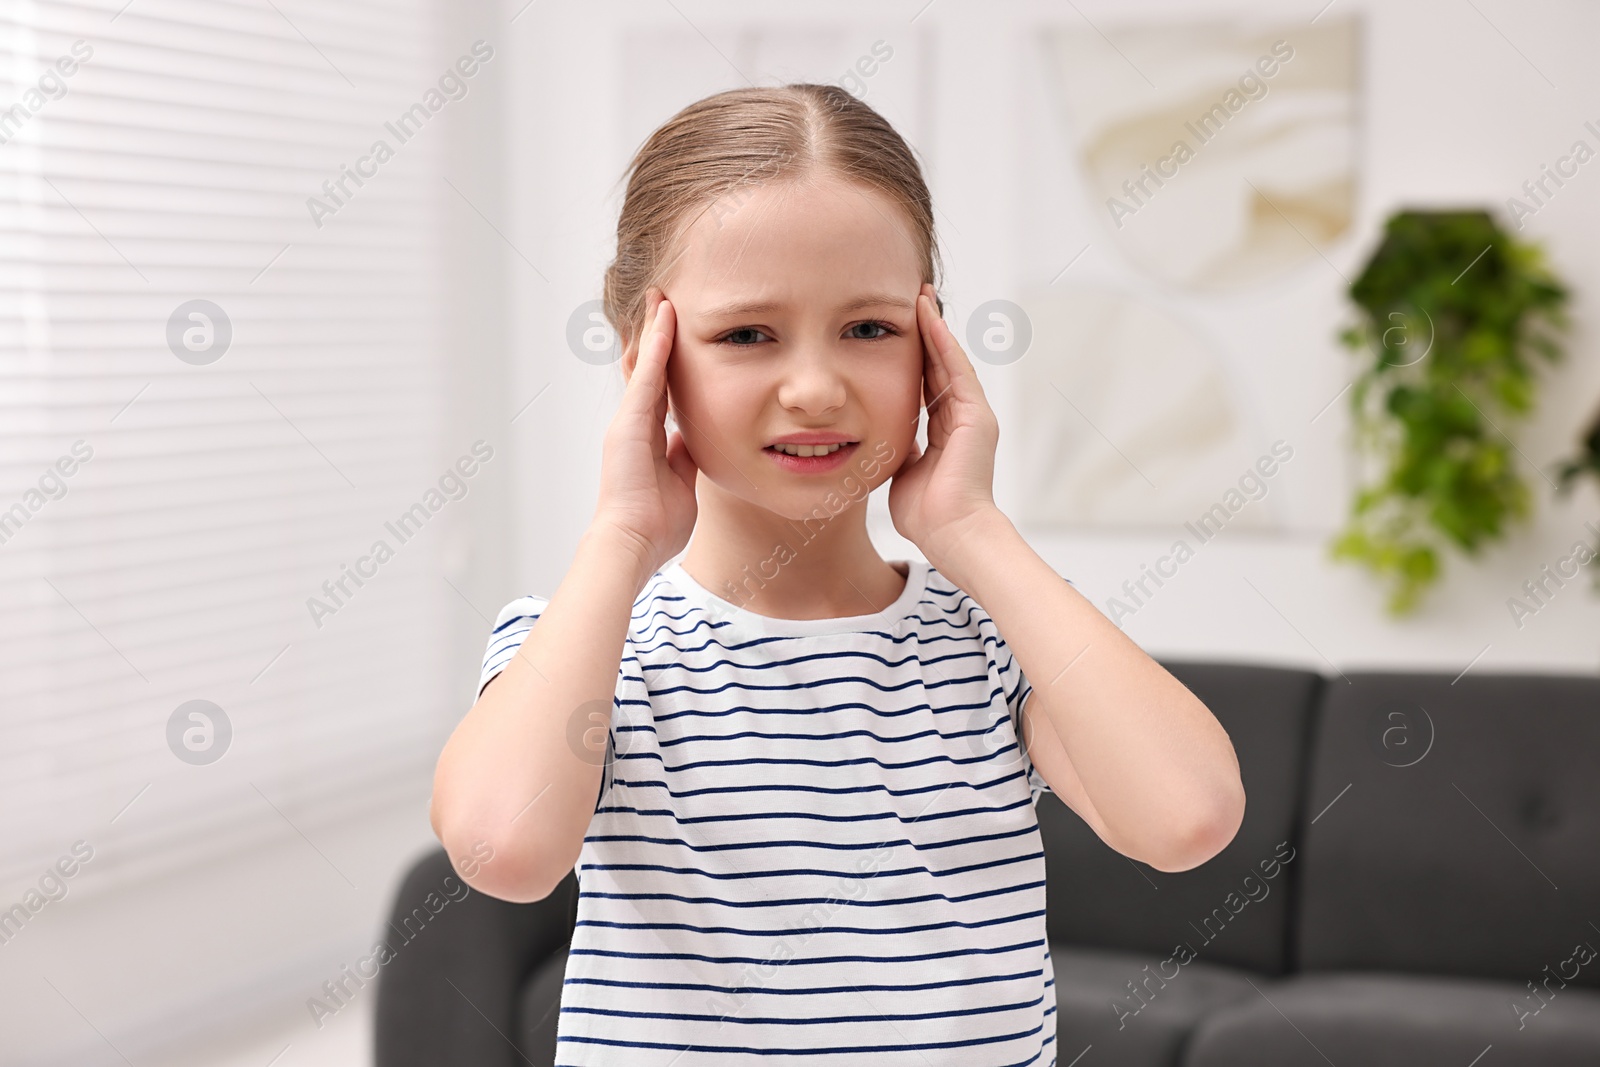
left=601, top=82, right=945, bottom=358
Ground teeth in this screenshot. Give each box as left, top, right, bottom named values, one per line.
left=772, top=442, right=848, bottom=457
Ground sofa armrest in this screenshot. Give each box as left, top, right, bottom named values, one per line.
left=374, top=846, right=577, bottom=1067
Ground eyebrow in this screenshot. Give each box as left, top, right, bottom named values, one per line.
left=700, top=293, right=916, bottom=319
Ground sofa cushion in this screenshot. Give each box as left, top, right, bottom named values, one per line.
left=1182, top=971, right=1600, bottom=1066
left=374, top=851, right=578, bottom=1067
left=1296, top=670, right=1600, bottom=985
left=515, top=942, right=569, bottom=1067
left=1050, top=944, right=1262, bottom=1067
left=1038, top=661, right=1320, bottom=975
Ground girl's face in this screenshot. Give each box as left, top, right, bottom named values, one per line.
left=650, top=173, right=928, bottom=521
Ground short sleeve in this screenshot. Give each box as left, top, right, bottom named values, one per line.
left=997, top=633, right=1053, bottom=806
left=476, top=595, right=550, bottom=699
left=473, top=593, right=617, bottom=820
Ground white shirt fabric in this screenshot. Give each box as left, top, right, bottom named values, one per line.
left=477, top=556, right=1060, bottom=1066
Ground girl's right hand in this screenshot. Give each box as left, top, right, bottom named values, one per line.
left=590, top=288, right=700, bottom=581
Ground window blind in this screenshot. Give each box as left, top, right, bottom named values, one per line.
left=0, top=0, right=461, bottom=896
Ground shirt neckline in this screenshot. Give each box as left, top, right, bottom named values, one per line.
left=663, top=557, right=929, bottom=637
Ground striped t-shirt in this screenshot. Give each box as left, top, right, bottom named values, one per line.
left=477, top=556, right=1059, bottom=1066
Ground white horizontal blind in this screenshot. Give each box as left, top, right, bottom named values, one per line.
left=0, top=0, right=458, bottom=895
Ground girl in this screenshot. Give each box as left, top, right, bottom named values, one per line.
left=431, top=83, right=1244, bottom=1066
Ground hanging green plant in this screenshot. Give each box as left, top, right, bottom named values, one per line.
left=1330, top=208, right=1569, bottom=616
left=1553, top=403, right=1600, bottom=593
left=1555, top=404, right=1600, bottom=498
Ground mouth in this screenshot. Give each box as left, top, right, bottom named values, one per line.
left=763, top=440, right=859, bottom=473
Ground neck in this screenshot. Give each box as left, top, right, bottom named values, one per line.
left=679, top=474, right=907, bottom=621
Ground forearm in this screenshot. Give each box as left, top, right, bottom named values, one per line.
left=936, top=509, right=1245, bottom=869
left=430, top=525, right=651, bottom=902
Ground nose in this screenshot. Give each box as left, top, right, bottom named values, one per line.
left=775, top=342, right=848, bottom=417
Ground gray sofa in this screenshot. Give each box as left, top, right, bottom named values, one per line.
left=375, top=661, right=1600, bottom=1065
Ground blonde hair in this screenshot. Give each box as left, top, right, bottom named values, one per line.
left=602, top=83, right=944, bottom=354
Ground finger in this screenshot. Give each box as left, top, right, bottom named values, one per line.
left=655, top=292, right=676, bottom=345
left=630, top=288, right=667, bottom=370
left=917, top=293, right=954, bottom=413
left=626, top=295, right=673, bottom=418
left=651, top=297, right=676, bottom=378
left=921, top=293, right=984, bottom=410
left=648, top=298, right=680, bottom=430
left=932, top=298, right=979, bottom=383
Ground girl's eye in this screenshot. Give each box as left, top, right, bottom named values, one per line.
left=850, top=321, right=899, bottom=342
left=713, top=322, right=900, bottom=347
left=715, top=327, right=771, bottom=347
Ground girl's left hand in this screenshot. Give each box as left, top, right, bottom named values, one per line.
left=888, top=283, right=1004, bottom=569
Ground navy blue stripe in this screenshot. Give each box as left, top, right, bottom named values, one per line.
left=573, top=906, right=1047, bottom=939
left=490, top=604, right=545, bottom=634
left=634, top=621, right=1006, bottom=660
left=567, top=934, right=1045, bottom=967
left=632, top=603, right=989, bottom=654
left=609, top=765, right=1028, bottom=801
left=578, top=849, right=1045, bottom=884
left=593, top=795, right=1033, bottom=830
left=638, top=712, right=1011, bottom=750
left=640, top=644, right=981, bottom=677
left=561, top=966, right=1043, bottom=999
left=561, top=966, right=1043, bottom=997
left=582, top=821, right=1038, bottom=855
left=555, top=1040, right=1053, bottom=1067
left=577, top=877, right=1046, bottom=912
left=629, top=573, right=979, bottom=642
left=559, top=993, right=1044, bottom=1025
left=481, top=631, right=532, bottom=660
left=631, top=687, right=1009, bottom=724
left=643, top=669, right=994, bottom=701
left=555, top=1021, right=1045, bottom=1056
left=556, top=1036, right=1054, bottom=1067
left=630, top=603, right=701, bottom=636
left=629, top=617, right=732, bottom=646
left=607, top=741, right=1026, bottom=775
left=629, top=588, right=691, bottom=621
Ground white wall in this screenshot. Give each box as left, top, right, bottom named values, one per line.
left=504, top=0, right=1600, bottom=682
left=1, top=0, right=513, bottom=1061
